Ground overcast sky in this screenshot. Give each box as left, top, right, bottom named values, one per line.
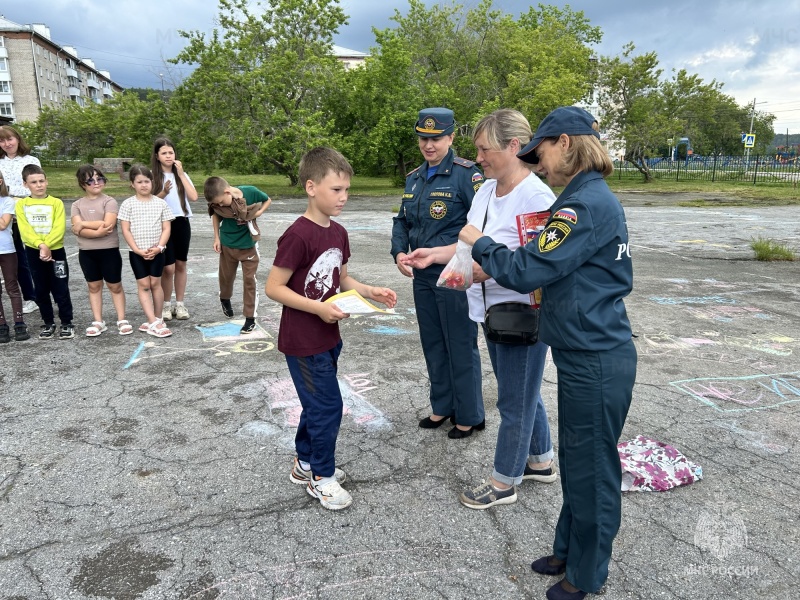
left=3, top=1, right=799, bottom=134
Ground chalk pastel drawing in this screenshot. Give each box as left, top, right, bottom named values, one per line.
left=123, top=320, right=273, bottom=368
left=639, top=332, right=793, bottom=359
left=268, top=373, right=390, bottom=431
left=235, top=373, right=391, bottom=446
left=182, top=547, right=479, bottom=599
left=650, top=296, right=737, bottom=306
left=670, top=371, right=800, bottom=412
left=682, top=305, right=772, bottom=322
left=365, top=325, right=412, bottom=335
left=714, top=421, right=789, bottom=455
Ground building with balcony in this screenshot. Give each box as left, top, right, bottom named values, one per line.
left=0, top=15, right=123, bottom=123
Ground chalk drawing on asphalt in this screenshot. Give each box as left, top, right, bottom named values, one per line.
left=181, top=547, right=479, bottom=599
left=714, top=421, right=789, bottom=455
left=670, top=371, right=800, bottom=412
left=236, top=373, right=390, bottom=447
left=122, top=320, right=274, bottom=368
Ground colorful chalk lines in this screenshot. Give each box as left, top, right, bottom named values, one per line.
left=640, top=277, right=800, bottom=412
left=670, top=371, right=800, bottom=413
left=235, top=372, right=391, bottom=448
left=122, top=307, right=415, bottom=368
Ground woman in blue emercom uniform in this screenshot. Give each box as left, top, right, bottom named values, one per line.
left=391, top=107, right=486, bottom=439
left=460, top=106, right=637, bottom=600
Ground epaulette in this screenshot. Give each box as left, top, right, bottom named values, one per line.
left=453, top=157, right=477, bottom=168
left=406, top=166, right=422, bottom=177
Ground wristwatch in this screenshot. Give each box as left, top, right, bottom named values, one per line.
left=158, top=245, right=166, bottom=253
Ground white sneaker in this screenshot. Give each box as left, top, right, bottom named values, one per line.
left=306, top=477, right=353, bottom=510
left=289, top=458, right=346, bottom=485
left=174, top=303, right=190, bottom=320
left=22, top=300, right=38, bottom=314
left=162, top=305, right=174, bottom=321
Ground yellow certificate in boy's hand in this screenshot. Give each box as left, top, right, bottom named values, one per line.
left=324, top=289, right=394, bottom=314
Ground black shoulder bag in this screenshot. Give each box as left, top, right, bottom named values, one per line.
left=480, top=204, right=540, bottom=345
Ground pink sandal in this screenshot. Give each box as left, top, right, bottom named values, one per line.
left=147, top=319, right=172, bottom=338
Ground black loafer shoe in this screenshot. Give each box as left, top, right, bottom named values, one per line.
left=447, top=419, right=485, bottom=439
left=546, top=579, right=586, bottom=600
left=531, top=555, right=567, bottom=576
left=419, top=415, right=454, bottom=429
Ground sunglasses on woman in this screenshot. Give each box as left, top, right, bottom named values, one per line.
left=85, top=177, right=107, bottom=185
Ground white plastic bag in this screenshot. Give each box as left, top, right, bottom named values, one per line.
left=436, top=241, right=474, bottom=291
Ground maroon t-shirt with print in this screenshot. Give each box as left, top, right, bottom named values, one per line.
left=273, top=216, right=351, bottom=356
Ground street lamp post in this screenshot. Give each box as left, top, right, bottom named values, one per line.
left=159, top=73, right=165, bottom=99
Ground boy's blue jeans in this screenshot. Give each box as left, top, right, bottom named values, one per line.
left=484, top=335, right=553, bottom=486
left=286, top=340, right=344, bottom=479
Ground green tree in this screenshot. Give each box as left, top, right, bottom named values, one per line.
left=335, top=0, right=601, bottom=180
left=171, top=0, right=349, bottom=185
left=597, top=44, right=681, bottom=181
left=22, top=91, right=171, bottom=163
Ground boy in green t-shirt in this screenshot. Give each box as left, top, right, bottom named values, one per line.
left=204, top=177, right=271, bottom=334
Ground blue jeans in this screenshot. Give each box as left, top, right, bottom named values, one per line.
left=285, top=340, right=344, bottom=478
left=484, top=333, right=553, bottom=486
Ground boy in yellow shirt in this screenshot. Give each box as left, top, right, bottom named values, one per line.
left=15, top=165, right=75, bottom=339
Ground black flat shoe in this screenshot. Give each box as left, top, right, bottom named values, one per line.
left=419, top=415, right=454, bottom=429
left=531, top=555, right=567, bottom=576
left=546, top=579, right=586, bottom=600
left=447, top=419, right=485, bottom=439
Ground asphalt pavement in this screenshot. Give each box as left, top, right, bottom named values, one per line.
left=1, top=192, right=798, bottom=599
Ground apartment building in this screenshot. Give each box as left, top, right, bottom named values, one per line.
left=332, top=45, right=368, bottom=71
left=0, top=15, right=123, bottom=123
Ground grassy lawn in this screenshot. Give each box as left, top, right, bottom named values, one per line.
left=40, top=166, right=800, bottom=205
left=40, top=167, right=401, bottom=200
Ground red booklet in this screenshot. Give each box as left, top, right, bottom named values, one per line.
left=515, top=210, right=550, bottom=307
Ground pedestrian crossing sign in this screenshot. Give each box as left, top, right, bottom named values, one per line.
left=744, top=134, right=756, bottom=148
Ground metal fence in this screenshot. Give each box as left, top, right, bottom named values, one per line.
left=613, top=155, right=800, bottom=185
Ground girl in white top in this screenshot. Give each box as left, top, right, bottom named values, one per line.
left=118, top=164, right=174, bottom=338
left=151, top=137, right=197, bottom=321
left=0, top=125, right=40, bottom=314
left=0, top=172, right=29, bottom=341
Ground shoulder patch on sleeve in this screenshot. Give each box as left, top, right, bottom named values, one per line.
left=552, top=207, right=578, bottom=225
left=453, top=157, right=477, bottom=168
left=538, top=222, right=572, bottom=253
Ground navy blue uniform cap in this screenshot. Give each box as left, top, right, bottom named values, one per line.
left=415, top=107, right=455, bottom=138
left=517, top=106, right=600, bottom=164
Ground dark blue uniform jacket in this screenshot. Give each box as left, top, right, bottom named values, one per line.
left=391, top=148, right=484, bottom=270
left=472, top=171, right=633, bottom=351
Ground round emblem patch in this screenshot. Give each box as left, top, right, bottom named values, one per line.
left=424, top=117, right=436, bottom=130
left=538, top=222, right=571, bottom=252
left=430, top=200, right=447, bottom=219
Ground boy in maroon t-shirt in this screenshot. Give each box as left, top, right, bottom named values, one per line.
left=265, top=147, right=397, bottom=510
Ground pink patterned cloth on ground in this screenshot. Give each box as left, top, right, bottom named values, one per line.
left=618, top=435, right=703, bottom=492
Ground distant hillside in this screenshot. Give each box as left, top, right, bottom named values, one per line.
left=770, top=132, right=800, bottom=150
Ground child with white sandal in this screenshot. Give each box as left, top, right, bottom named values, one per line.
left=71, top=165, right=133, bottom=336
left=117, top=164, right=174, bottom=338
